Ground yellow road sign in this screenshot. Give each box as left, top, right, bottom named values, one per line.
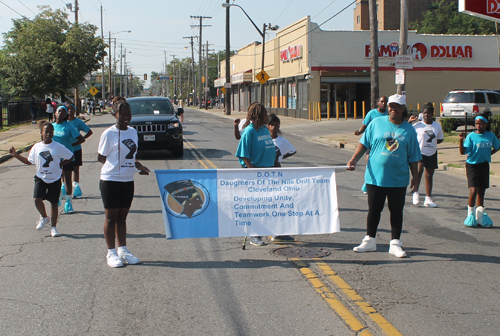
left=256, top=70, right=270, bottom=84
left=221, top=87, right=226, bottom=94
left=89, top=86, right=98, bottom=96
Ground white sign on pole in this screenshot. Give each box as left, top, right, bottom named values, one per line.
left=395, top=69, right=405, bottom=85
left=395, top=55, right=413, bottom=69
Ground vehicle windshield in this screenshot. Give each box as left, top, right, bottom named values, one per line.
left=443, top=92, right=474, bottom=104
left=129, top=100, right=173, bottom=115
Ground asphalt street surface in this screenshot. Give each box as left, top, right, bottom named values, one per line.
left=1, top=108, right=499, bottom=335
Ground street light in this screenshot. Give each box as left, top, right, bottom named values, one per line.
left=108, top=30, right=131, bottom=100
left=221, top=2, right=279, bottom=105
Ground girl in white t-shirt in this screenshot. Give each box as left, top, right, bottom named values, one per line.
left=411, top=103, right=444, bottom=207
left=9, top=122, right=74, bottom=237
left=267, top=113, right=297, bottom=242
left=98, top=96, right=150, bottom=268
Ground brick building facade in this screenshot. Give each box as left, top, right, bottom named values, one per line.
left=354, top=0, right=456, bottom=31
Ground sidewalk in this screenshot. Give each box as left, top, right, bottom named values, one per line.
left=2, top=108, right=499, bottom=182
left=193, top=107, right=500, bottom=181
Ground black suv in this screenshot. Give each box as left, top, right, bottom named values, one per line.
left=127, top=97, right=183, bottom=157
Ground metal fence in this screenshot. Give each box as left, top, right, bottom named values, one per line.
left=1, top=100, right=46, bottom=129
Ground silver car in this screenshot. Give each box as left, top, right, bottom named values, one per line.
left=441, top=89, right=500, bottom=128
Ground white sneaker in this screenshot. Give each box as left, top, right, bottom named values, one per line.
left=36, top=216, right=50, bottom=230
left=389, top=239, right=407, bottom=258
left=476, top=206, right=485, bottom=226
left=424, top=198, right=437, bottom=208
left=106, top=250, right=124, bottom=268
left=412, top=192, right=420, bottom=205
left=353, top=235, right=377, bottom=252
left=117, top=247, right=140, bottom=264
left=50, top=226, right=60, bottom=237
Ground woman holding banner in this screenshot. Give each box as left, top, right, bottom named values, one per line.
left=346, top=94, right=421, bottom=258
left=235, top=102, right=276, bottom=246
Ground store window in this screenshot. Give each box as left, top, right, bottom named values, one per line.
left=298, top=80, right=308, bottom=112
left=279, top=83, right=286, bottom=108
left=264, top=85, right=270, bottom=108
left=271, top=83, right=278, bottom=108
left=288, top=82, right=296, bottom=109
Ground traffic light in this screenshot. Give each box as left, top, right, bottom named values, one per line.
left=156, top=76, right=160, bottom=81
left=202, top=76, right=205, bottom=83
left=144, top=74, right=147, bottom=80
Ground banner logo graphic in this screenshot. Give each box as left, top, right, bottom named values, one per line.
left=163, top=179, right=210, bottom=218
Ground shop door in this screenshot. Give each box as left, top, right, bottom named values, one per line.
left=334, top=84, right=350, bottom=118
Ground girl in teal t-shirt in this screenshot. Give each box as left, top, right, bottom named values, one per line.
left=459, top=115, right=500, bottom=227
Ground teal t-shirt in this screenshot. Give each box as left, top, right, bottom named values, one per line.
left=52, top=121, right=80, bottom=154
left=235, top=124, right=276, bottom=168
left=463, top=131, right=500, bottom=164
left=68, top=118, right=90, bottom=151
left=360, top=116, right=422, bottom=187
left=362, top=108, right=388, bottom=126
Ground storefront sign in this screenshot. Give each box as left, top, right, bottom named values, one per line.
left=459, top=0, right=500, bottom=22
left=364, top=43, right=473, bottom=60
left=281, top=44, right=302, bottom=62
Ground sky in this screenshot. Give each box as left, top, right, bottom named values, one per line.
left=0, top=0, right=356, bottom=88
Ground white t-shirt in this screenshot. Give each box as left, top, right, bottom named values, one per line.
left=272, top=135, right=296, bottom=162
left=98, top=125, right=139, bottom=182
left=238, top=119, right=247, bottom=135
left=413, top=121, right=444, bottom=156
left=46, top=104, right=54, bottom=114
left=28, top=141, right=73, bottom=183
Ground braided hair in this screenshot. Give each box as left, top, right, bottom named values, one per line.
left=111, top=96, right=129, bottom=116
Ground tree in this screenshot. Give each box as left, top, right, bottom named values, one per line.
left=409, top=0, right=496, bottom=35
left=0, top=6, right=106, bottom=100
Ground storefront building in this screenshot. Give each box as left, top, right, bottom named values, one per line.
left=216, top=16, right=500, bottom=119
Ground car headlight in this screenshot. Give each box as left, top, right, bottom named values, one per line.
left=168, top=122, right=180, bottom=129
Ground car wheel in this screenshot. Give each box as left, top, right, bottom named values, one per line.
left=173, top=144, right=184, bottom=157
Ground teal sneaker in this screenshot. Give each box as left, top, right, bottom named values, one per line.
left=73, top=185, right=82, bottom=199
left=61, top=183, right=66, bottom=197
left=64, top=199, right=74, bottom=214
left=481, top=213, right=494, bottom=227
left=464, top=213, right=477, bottom=227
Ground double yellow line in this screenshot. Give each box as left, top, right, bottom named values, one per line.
left=184, top=138, right=403, bottom=336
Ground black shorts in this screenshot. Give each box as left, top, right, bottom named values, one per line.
left=73, top=149, right=83, bottom=167
left=466, top=162, right=489, bottom=189
left=100, top=180, right=134, bottom=209
left=33, top=176, right=61, bottom=204
left=62, top=161, right=74, bottom=171
left=420, top=152, right=438, bottom=170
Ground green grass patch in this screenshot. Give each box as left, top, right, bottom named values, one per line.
left=442, top=131, right=462, bottom=144
left=448, top=163, right=464, bottom=169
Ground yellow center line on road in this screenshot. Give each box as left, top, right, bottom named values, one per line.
left=314, top=259, right=404, bottom=336
left=184, top=139, right=396, bottom=335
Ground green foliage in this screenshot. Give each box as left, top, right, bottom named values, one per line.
left=440, top=117, right=458, bottom=133
left=409, top=0, right=496, bottom=35
left=0, top=6, right=106, bottom=99
left=489, top=115, right=500, bottom=138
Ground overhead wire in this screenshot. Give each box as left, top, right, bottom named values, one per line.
left=273, top=0, right=294, bottom=23
left=312, top=0, right=338, bottom=20
left=17, top=0, right=36, bottom=16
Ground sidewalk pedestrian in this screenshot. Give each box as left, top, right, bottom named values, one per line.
left=235, top=102, right=276, bottom=247
left=268, top=113, right=297, bottom=242
left=9, top=122, right=74, bottom=237
left=459, top=114, right=500, bottom=227
left=354, top=96, right=388, bottom=193
left=52, top=106, right=85, bottom=213
left=347, top=94, right=421, bottom=258
left=98, top=96, right=150, bottom=268
left=411, top=103, right=443, bottom=207
left=30, top=97, right=38, bottom=124
left=45, top=98, right=54, bottom=122
left=67, top=104, right=93, bottom=199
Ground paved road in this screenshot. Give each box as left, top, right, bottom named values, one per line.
left=1, top=109, right=499, bottom=335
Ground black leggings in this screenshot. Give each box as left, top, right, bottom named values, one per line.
left=366, top=184, right=407, bottom=240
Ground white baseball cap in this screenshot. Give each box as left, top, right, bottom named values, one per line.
left=388, top=94, right=406, bottom=105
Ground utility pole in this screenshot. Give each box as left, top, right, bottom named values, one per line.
left=397, top=0, right=409, bottom=95
left=74, top=0, right=80, bottom=114
left=183, top=36, right=197, bottom=107
left=224, top=0, right=231, bottom=115
left=120, top=44, right=123, bottom=96
left=368, top=0, right=379, bottom=108
left=171, top=55, right=177, bottom=101
left=100, top=5, right=105, bottom=101
left=164, top=51, right=168, bottom=97
left=205, top=41, right=209, bottom=110
left=190, top=16, right=211, bottom=108
left=108, top=32, right=112, bottom=100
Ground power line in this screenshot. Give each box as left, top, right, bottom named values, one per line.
left=0, top=1, right=29, bottom=19
left=17, top=0, right=36, bottom=16
left=273, top=0, right=294, bottom=23
left=312, top=0, right=338, bottom=20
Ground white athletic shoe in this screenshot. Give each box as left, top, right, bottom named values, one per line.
left=117, top=247, right=140, bottom=265
left=353, top=235, right=376, bottom=252
left=106, top=250, right=124, bottom=268
left=412, top=192, right=420, bottom=205
left=424, top=198, right=437, bottom=208
left=389, top=239, right=407, bottom=258
left=50, top=226, right=60, bottom=237
left=36, top=216, right=50, bottom=230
